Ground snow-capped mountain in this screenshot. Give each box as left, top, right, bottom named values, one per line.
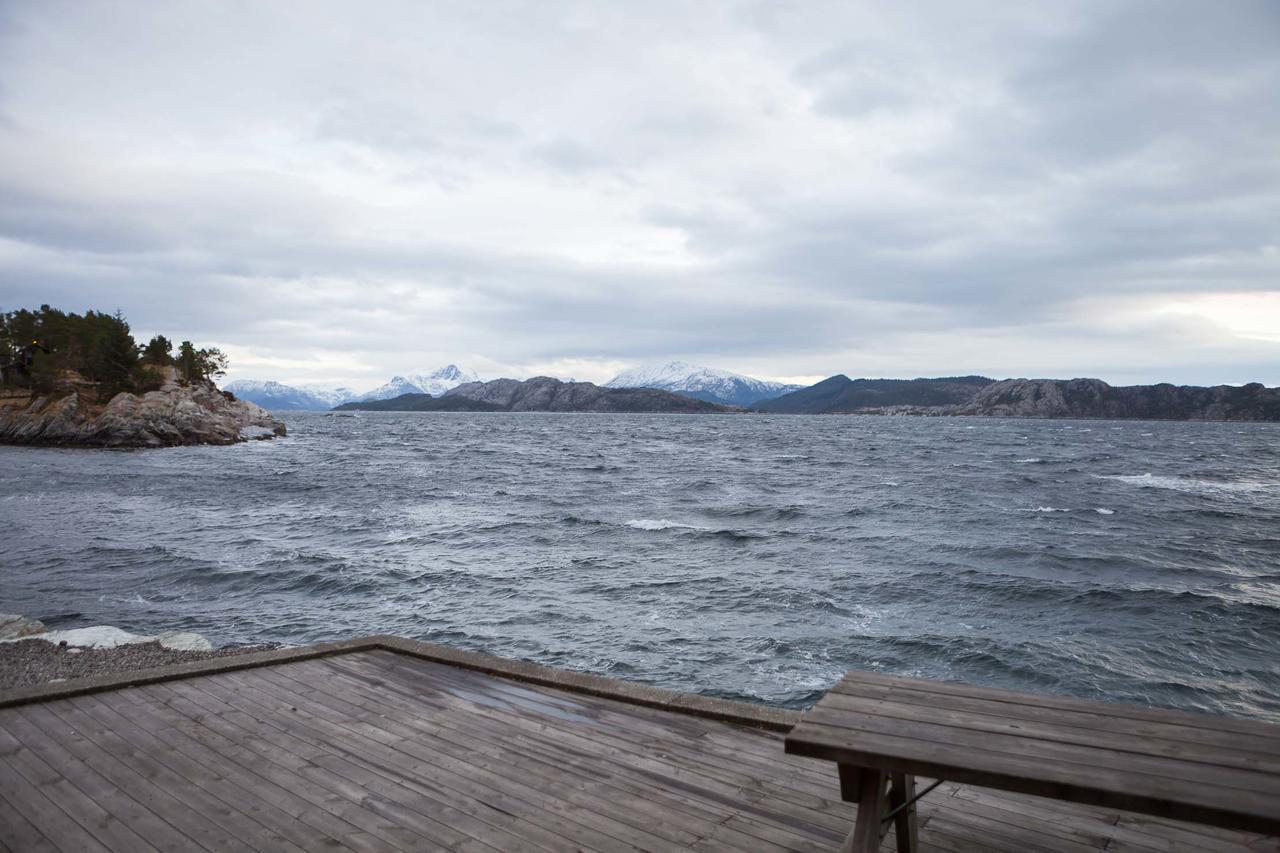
left=298, top=384, right=361, bottom=408
left=221, top=380, right=360, bottom=411
left=604, top=361, right=802, bottom=407
left=224, top=365, right=480, bottom=411
left=355, top=365, right=480, bottom=401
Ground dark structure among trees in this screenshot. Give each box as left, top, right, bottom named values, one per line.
left=0, top=305, right=227, bottom=399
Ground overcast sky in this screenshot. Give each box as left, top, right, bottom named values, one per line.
left=1, top=1, right=1277, bottom=390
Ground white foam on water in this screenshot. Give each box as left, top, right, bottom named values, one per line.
left=1093, top=473, right=1278, bottom=495
left=1094, top=507, right=1116, bottom=515
left=625, top=519, right=710, bottom=532
left=1017, top=458, right=1042, bottom=463
left=238, top=425, right=277, bottom=440
left=1022, top=506, right=1071, bottom=513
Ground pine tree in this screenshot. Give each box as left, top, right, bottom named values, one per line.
left=176, top=341, right=199, bottom=382
left=142, top=335, right=173, bottom=365
left=90, top=312, right=139, bottom=397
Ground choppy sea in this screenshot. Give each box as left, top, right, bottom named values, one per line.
left=2, top=413, right=1278, bottom=721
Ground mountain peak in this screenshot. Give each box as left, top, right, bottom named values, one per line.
left=224, top=365, right=481, bottom=410
left=604, top=361, right=801, bottom=407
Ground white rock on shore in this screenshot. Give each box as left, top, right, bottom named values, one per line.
left=0, top=620, right=213, bottom=651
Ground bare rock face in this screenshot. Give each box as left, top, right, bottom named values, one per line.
left=0, top=368, right=286, bottom=448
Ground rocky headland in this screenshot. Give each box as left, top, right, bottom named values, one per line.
left=0, top=367, right=286, bottom=447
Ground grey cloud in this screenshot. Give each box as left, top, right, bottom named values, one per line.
left=527, top=137, right=616, bottom=174
left=793, top=41, right=927, bottom=118
left=0, top=0, right=1277, bottom=386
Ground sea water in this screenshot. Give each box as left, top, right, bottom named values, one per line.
left=2, top=413, right=1277, bottom=721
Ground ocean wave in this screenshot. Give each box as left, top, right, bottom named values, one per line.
left=703, top=504, right=806, bottom=521
left=622, top=518, right=767, bottom=543
left=1022, top=506, right=1071, bottom=513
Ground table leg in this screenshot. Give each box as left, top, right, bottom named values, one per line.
left=837, top=763, right=863, bottom=801
left=889, top=773, right=919, bottom=853
left=841, top=767, right=889, bottom=853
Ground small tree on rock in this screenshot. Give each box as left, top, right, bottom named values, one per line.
left=142, top=335, right=173, bottom=365
left=175, top=341, right=227, bottom=383
left=176, top=341, right=199, bottom=383
left=196, top=347, right=228, bottom=381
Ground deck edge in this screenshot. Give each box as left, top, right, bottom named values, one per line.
left=368, top=635, right=800, bottom=731
left=0, top=635, right=802, bottom=731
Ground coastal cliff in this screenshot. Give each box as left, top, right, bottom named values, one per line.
left=0, top=367, right=286, bottom=447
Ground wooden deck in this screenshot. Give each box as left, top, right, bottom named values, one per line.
left=1, top=645, right=1276, bottom=852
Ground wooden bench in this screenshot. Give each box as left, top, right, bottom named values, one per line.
left=785, top=669, right=1280, bottom=852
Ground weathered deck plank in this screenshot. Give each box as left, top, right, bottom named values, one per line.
left=1, top=645, right=1275, bottom=852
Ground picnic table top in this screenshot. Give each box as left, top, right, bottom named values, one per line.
left=785, top=668, right=1280, bottom=837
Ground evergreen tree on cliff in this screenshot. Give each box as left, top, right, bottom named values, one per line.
left=142, top=335, right=174, bottom=365
left=176, top=340, right=227, bottom=383
left=88, top=312, right=139, bottom=397
left=176, top=341, right=199, bottom=382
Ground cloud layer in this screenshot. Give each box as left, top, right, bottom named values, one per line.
left=1, top=0, right=1277, bottom=388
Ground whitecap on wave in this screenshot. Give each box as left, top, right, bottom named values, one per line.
left=625, top=518, right=710, bottom=531
left=1093, top=473, right=1279, bottom=495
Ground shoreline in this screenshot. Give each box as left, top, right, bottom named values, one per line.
left=0, top=615, right=279, bottom=693
left=0, top=636, right=279, bottom=693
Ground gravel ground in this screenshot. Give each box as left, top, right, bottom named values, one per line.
left=0, top=639, right=280, bottom=692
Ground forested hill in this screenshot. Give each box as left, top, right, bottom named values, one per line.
left=754, top=375, right=995, bottom=414
left=1, top=305, right=226, bottom=399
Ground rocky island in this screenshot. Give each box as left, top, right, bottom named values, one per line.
left=0, top=306, right=284, bottom=447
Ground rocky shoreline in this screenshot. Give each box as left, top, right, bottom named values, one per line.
left=0, top=368, right=285, bottom=448
left=0, top=614, right=278, bottom=692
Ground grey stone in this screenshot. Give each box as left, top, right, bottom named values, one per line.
left=0, top=368, right=286, bottom=448
left=0, top=614, right=45, bottom=641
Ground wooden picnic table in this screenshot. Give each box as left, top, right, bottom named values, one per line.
left=785, top=668, right=1280, bottom=852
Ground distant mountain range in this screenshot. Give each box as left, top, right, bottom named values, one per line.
left=223, top=365, right=479, bottom=411
left=604, top=361, right=800, bottom=406
left=226, top=361, right=1280, bottom=421
left=757, top=375, right=1280, bottom=420
left=224, top=361, right=788, bottom=411
left=336, top=377, right=734, bottom=414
